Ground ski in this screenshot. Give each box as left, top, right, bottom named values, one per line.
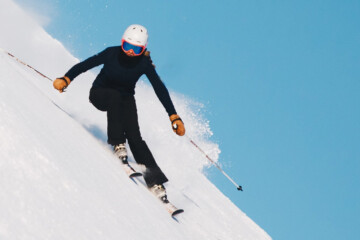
left=130, top=177, right=184, bottom=217
left=122, top=162, right=142, bottom=178
left=148, top=185, right=184, bottom=217
left=114, top=144, right=142, bottom=178
left=162, top=200, right=184, bottom=217
left=117, top=150, right=183, bottom=217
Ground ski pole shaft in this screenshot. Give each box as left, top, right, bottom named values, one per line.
left=185, top=135, right=243, bottom=191
left=0, top=48, right=53, bottom=82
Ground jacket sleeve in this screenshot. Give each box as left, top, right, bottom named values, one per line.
left=65, top=48, right=109, bottom=81
left=144, top=57, right=177, bottom=116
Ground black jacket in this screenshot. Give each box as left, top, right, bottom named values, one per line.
left=65, top=46, right=176, bottom=116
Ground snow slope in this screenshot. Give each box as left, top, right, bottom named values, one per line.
left=0, top=0, right=271, bottom=239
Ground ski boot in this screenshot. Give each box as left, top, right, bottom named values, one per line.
left=114, top=143, right=142, bottom=178
left=114, top=143, right=128, bottom=163
left=149, top=184, right=184, bottom=216
left=149, top=184, right=169, bottom=203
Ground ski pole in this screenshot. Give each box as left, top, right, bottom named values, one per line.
left=0, top=47, right=53, bottom=82
left=185, top=135, right=243, bottom=191
left=0, top=48, right=72, bottom=115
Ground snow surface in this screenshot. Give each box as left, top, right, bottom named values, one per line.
left=0, top=0, right=271, bottom=239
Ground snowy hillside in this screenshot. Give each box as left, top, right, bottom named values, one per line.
left=0, top=0, right=271, bottom=239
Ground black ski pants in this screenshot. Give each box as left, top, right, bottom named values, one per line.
left=89, top=87, right=168, bottom=187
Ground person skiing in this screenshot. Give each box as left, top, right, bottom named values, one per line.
left=53, top=24, right=185, bottom=202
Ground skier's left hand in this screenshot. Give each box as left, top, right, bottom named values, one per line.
left=170, top=114, right=185, bottom=136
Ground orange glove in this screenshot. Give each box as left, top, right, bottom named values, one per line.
left=170, top=114, right=185, bottom=136
left=53, top=76, right=71, bottom=93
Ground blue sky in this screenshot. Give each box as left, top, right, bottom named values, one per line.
left=15, top=0, right=360, bottom=239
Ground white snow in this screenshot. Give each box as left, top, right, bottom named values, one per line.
left=0, top=0, right=271, bottom=239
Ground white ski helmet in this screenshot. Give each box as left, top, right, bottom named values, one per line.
left=122, top=24, right=148, bottom=47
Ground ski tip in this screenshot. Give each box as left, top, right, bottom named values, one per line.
left=237, top=186, right=243, bottom=191
left=129, top=172, right=143, bottom=178
left=171, top=209, right=184, bottom=217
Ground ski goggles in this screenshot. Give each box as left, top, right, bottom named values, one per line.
left=121, top=39, right=146, bottom=55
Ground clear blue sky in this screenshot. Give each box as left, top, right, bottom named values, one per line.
left=15, top=0, right=360, bottom=239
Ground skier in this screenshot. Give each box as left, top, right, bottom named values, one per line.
left=53, top=24, right=185, bottom=202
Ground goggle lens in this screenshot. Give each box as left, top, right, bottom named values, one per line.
left=122, top=41, right=144, bottom=54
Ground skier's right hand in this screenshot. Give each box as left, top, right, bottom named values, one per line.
left=53, top=76, right=71, bottom=93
